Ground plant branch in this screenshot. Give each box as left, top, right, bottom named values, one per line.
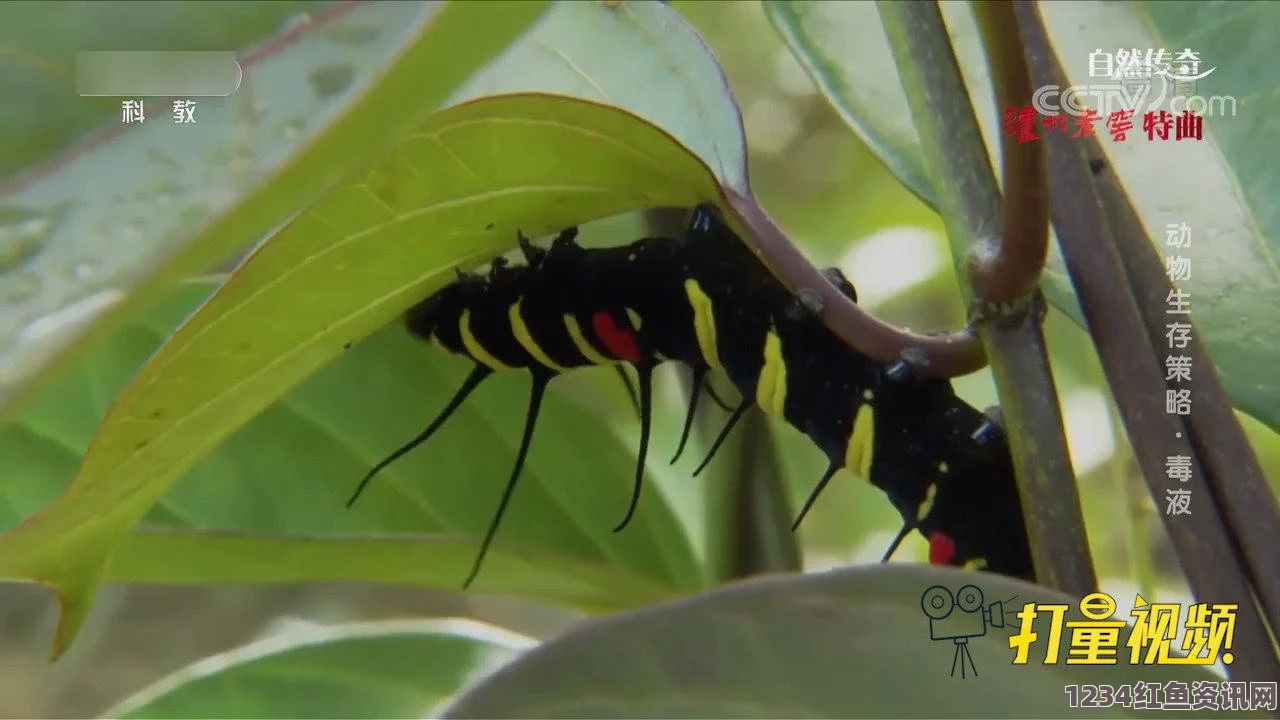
left=1012, top=1, right=1278, bottom=680
left=1079, top=136, right=1280, bottom=638
left=876, top=0, right=1092, bottom=595
left=969, top=0, right=1048, bottom=304
left=723, top=187, right=986, bottom=378
left=971, top=0, right=1093, bottom=595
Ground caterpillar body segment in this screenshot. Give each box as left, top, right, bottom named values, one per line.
left=354, top=206, right=1035, bottom=588
left=678, top=206, right=1032, bottom=581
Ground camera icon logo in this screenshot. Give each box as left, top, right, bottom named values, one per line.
left=921, top=584, right=1007, bottom=678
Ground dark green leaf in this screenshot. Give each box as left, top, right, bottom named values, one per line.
left=0, top=273, right=699, bottom=636
left=442, top=565, right=1231, bottom=719
left=1, top=1, right=549, bottom=418
left=106, top=618, right=533, bottom=719
left=2, top=0, right=749, bottom=658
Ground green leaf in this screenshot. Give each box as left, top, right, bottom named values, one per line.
left=764, top=1, right=1280, bottom=434
left=144, top=320, right=705, bottom=597
left=0, top=0, right=550, bottom=419
left=0, top=1, right=331, bottom=178
left=0, top=94, right=727, bottom=656
left=0, top=279, right=697, bottom=613
left=107, top=530, right=676, bottom=613
left=440, top=565, right=1229, bottom=718
left=1123, top=1, right=1280, bottom=429
left=1, top=0, right=749, bottom=657
left=451, top=0, right=747, bottom=192
left=763, top=2, right=934, bottom=210
left=105, top=618, right=534, bottom=719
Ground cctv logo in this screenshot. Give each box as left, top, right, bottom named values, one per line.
left=921, top=584, right=1009, bottom=678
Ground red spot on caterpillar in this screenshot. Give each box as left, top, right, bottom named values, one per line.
left=928, top=532, right=957, bottom=566
left=591, top=311, right=642, bottom=363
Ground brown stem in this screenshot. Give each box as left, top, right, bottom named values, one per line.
left=973, top=0, right=1092, bottom=594
left=877, top=0, right=1092, bottom=594
left=980, top=295, right=1096, bottom=595
left=1012, top=0, right=1278, bottom=680
left=722, top=187, right=986, bottom=378
left=969, top=0, right=1048, bottom=305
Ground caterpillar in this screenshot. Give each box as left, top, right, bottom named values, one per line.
left=348, top=204, right=1035, bottom=588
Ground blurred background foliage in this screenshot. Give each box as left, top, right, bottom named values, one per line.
left=1, top=1, right=1277, bottom=717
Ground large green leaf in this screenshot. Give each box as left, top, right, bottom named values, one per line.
left=0, top=0, right=330, bottom=179
left=764, top=1, right=1280, bottom=433
left=0, top=279, right=700, bottom=614
left=106, top=530, right=677, bottom=613
left=105, top=619, right=534, bottom=719
left=0, top=0, right=550, bottom=419
left=441, top=565, right=1231, bottom=718
left=0, top=0, right=750, bottom=656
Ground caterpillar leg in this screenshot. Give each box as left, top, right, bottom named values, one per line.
left=670, top=365, right=707, bottom=465
left=791, top=461, right=839, bottom=531
left=464, top=371, right=551, bottom=588
left=886, top=357, right=915, bottom=382
left=613, top=361, right=655, bottom=533
left=885, top=347, right=930, bottom=383
left=347, top=364, right=492, bottom=507
left=691, top=399, right=751, bottom=477
left=971, top=406, right=1005, bottom=444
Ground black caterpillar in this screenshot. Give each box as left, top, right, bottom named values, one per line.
left=348, top=204, right=1035, bottom=587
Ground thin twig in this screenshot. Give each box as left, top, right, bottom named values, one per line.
left=1012, top=0, right=1278, bottom=680
left=1080, top=136, right=1280, bottom=638
left=877, top=0, right=1093, bottom=594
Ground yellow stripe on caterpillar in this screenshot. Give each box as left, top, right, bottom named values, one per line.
left=917, top=483, right=937, bottom=521
left=915, top=462, right=951, bottom=521
left=845, top=402, right=875, bottom=479
left=510, top=299, right=572, bottom=373
left=755, top=329, right=787, bottom=417
left=460, top=309, right=515, bottom=371
left=684, top=279, right=722, bottom=369
left=563, top=314, right=617, bottom=366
